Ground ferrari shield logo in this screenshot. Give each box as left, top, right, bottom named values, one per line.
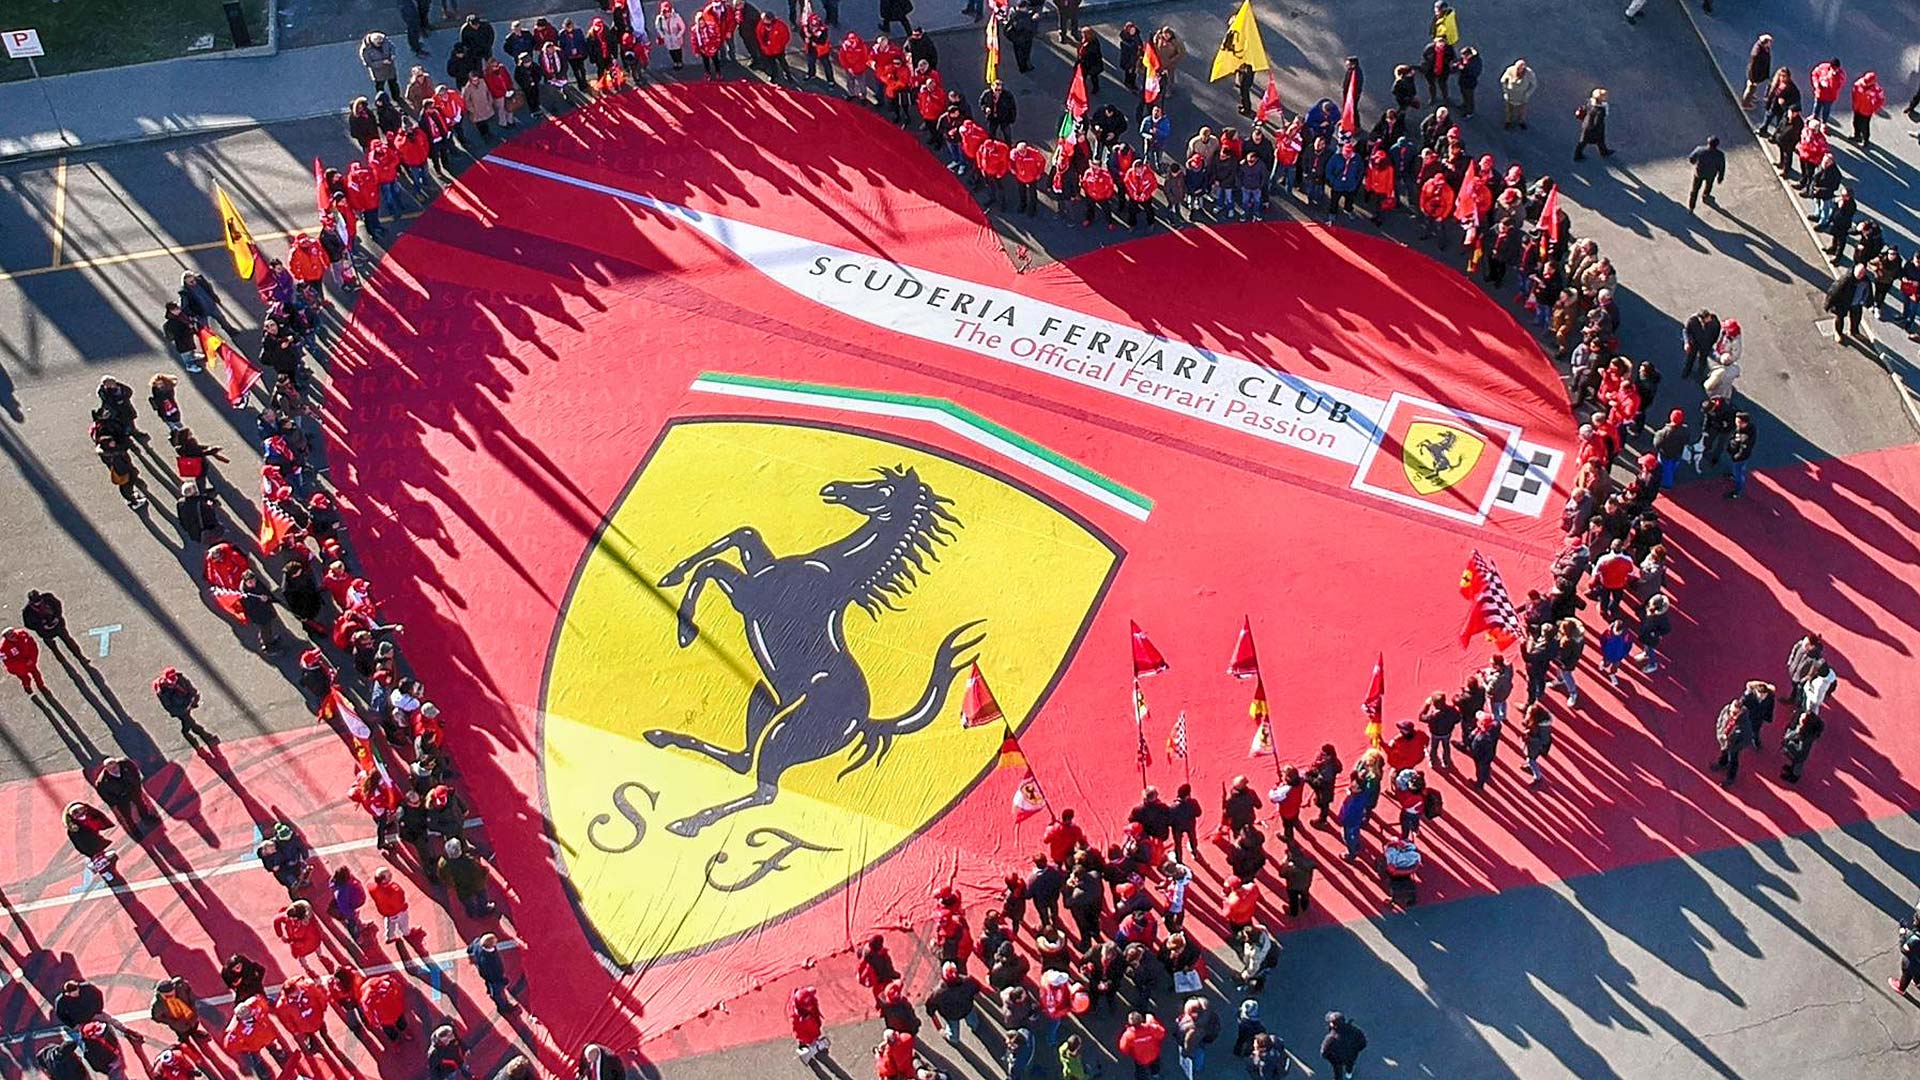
left=540, top=418, right=1119, bottom=968
left=1400, top=419, right=1486, bottom=495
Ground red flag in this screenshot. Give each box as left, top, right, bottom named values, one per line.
left=257, top=500, right=297, bottom=556
left=320, top=687, right=373, bottom=740
left=1540, top=183, right=1562, bottom=244
left=1065, top=66, right=1089, bottom=120
left=1362, top=653, right=1385, bottom=747
left=208, top=586, right=247, bottom=622
left=1143, top=44, right=1164, bottom=104
left=1255, top=76, right=1283, bottom=125
left=1227, top=616, right=1260, bottom=679
left=1454, top=162, right=1484, bottom=225
left=313, top=158, right=330, bottom=215
left=196, top=326, right=262, bottom=406
left=1129, top=620, right=1168, bottom=677
left=1337, top=69, right=1358, bottom=135
left=960, top=662, right=1004, bottom=729
left=1012, top=771, right=1048, bottom=821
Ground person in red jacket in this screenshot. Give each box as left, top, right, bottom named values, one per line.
left=873, top=1028, right=916, bottom=1079
left=788, top=986, right=828, bottom=1061
left=873, top=36, right=909, bottom=122
left=1268, top=765, right=1305, bottom=845
left=915, top=64, right=946, bottom=146
left=1009, top=140, right=1047, bottom=218
left=1042, top=808, right=1086, bottom=864
left=1118, top=1011, right=1167, bottom=1078
left=357, top=971, right=410, bottom=1042
left=1222, top=875, right=1261, bottom=935
left=274, top=974, right=335, bottom=1055
left=222, top=995, right=289, bottom=1080
left=836, top=32, right=872, bottom=102
left=1418, top=171, right=1454, bottom=248
left=1384, top=720, right=1430, bottom=773
left=344, top=161, right=387, bottom=242
left=755, top=15, right=792, bottom=81
left=1080, top=160, right=1118, bottom=228
left=957, top=117, right=988, bottom=182
left=369, top=865, right=416, bottom=948
left=976, top=136, right=1011, bottom=207
left=2, top=626, right=46, bottom=694
left=151, top=1046, right=205, bottom=1080
left=1808, top=57, right=1845, bottom=124
left=273, top=900, right=326, bottom=972
left=1122, top=159, right=1159, bottom=229
left=1850, top=71, right=1886, bottom=145
left=286, top=234, right=330, bottom=306
left=365, top=138, right=405, bottom=216
left=1363, top=146, right=1396, bottom=224
left=801, top=12, right=831, bottom=83
left=690, top=11, right=724, bottom=80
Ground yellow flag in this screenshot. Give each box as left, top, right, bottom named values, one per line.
left=1210, top=0, right=1271, bottom=81
left=214, top=187, right=257, bottom=282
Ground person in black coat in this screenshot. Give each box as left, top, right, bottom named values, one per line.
left=22, top=590, right=83, bottom=659
left=1686, top=135, right=1725, bottom=211
left=1574, top=88, right=1613, bottom=160
left=237, top=571, right=283, bottom=652
left=1455, top=45, right=1482, bottom=117
left=1826, top=264, right=1867, bottom=342
left=1420, top=36, right=1454, bottom=103
left=1075, top=29, right=1104, bottom=96
left=1001, top=4, right=1036, bottom=73
left=879, top=0, right=913, bottom=37
left=1771, top=106, right=1803, bottom=176
left=1320, top=1012, right=1368, bottom=1078
left=1741, top=34, right=1772, bottom=107
left=459, top=14, right=495, bottom=58
left=904, top=27, right=937, bottom=71
left=1116, top=21, right=1142, bottom=94
left=978, top=81, right=1016, bottom=142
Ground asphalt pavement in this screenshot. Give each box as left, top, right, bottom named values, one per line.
left=2, top=1, right=1919, bottom=1076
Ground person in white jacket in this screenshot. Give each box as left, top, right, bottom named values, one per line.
left=655, top=2, right=688, bottom=69
left=1705, top=322, right=1743, bottom=401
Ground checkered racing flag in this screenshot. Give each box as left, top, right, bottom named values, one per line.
left=1166, top=711, right=1189, bottom=760
left=1459, top=549, right=1522, bottom=649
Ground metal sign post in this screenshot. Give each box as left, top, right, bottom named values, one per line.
left=4, top=29, right=73, bottom=147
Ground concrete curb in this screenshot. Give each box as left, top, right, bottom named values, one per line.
left=1670, top=0, right=1920, bottom=435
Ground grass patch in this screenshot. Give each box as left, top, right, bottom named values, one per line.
left=0, top=0, right=272, bottom=81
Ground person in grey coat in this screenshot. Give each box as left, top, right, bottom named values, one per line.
left=360, top=32, right=402, bottom=98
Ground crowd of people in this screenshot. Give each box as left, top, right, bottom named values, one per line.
left=10, top=1, right=1904, bottom=1079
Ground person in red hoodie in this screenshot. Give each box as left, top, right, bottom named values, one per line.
left=1118, top=1011, right=1167, bottom=1079
left=835, top=31, right=871, bottom=101
left=357, top=970, right=410, bottom=1042
left=957, top=117, right=988, bottom=186
left=1079, top=160, right=1118, bottom=228
left=344, top=161, right=387, bottom=243
left=222, top=995, right=289, bottom=1080
left=872, top=35, right=909, bottom=122
left=274, top=974, right=335, bottom=1056
left=931, top=889, right=973, bottom=969
left=286, top=234, right=330, bottom=307
left=1123, top=158, right=1159, bottom=229
left=274, top=900, right=326, bottom=972
left=2, top=626, right=45, bottom=694
left=976, top=136, right=1011, bottom=207
left=915, top=64, right=946, bottom=146
left=1010, top=140, right=1047, bottom=218
left=788, top=986, right=829, bottom=1061
left=1849, top=71, right=1886, bottom=145
left=755, top=14, right=793, bottom=81
left=365, top=136, right=406, bottom=216
left=1383, top=720, right=1430, bottom=774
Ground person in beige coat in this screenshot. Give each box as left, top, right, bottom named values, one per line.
left=1151, top=27, right=1185, bottom=94
left=1500, top=59, right=1538, bottom=129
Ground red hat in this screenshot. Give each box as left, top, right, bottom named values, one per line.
left=1723, top=319, right=1741, bottom=336
left=1669, top=408, right=1685, bottom=423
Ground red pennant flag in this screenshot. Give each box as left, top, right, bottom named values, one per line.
left=960, top=662, right=1004, bottom=729
left=321, top=687, right=374, bottom=740
left=257, top=500, right=297, bottom=556
left=1227, top=617, right=1260, bottom=679
left=1540, top=183, right=1562, bottom=244
left=1338, top=69, right=1358, bottom=135
left=208, top=586, right=247, bottom=622
left=1362, top=652, right=1385, bottom=747
left=1454, top=161, right=1484, bottom=225
left=1255, top=76, right=1283, bottom=125
left=1130, top=620, right=1168, bottom=677
left=1065, top=66, right=1089, bottom=120
left=313, top=158, right=330, bottom=215
left=196, top=326, right=262, bottom=406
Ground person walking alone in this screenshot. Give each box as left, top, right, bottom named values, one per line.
left=1686, top=136, right=1725, bottom=211
left=1574, top=88, right=1613, bottom=160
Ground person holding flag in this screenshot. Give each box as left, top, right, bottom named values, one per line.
left=1209, top=0, right=1269, bottom=82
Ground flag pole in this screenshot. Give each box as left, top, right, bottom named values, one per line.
left=1257, top=664, right=1284, bottom=783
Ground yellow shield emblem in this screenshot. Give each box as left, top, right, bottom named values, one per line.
left=541, top=419, right=1119, bottom=967
left=1400, top=419, right=1486, bottom=495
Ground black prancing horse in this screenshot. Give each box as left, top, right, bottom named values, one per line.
left=646, top=466, right=985, bottom=838
left=1417, top=429, right=1458, bottom=484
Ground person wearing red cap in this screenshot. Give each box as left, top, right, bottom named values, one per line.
left=1652, top=408, right=1688, bottom=489
left=835, top=32, right=871, bottom=101
left=2, top=626, right=45, bottom=694
left=788, top=986, right=829, bottom=1061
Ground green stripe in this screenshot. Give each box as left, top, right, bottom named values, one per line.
left=696, top=371, right=1153, bottom=512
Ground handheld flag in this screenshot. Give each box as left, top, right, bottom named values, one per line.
left=1210, top=0, right=1272, bottom=81
left=208, top=586, right=247, bottom=622
left=1540, top=183, right=1563, bottom=244
left=996, top=729, right=1028, bottom=771
left=985, top=9, right=1001, bottom=83
left=1012, top=771, right=1048, bottom=821
left=1362, top=653, right=1385, bottom=747
left=319, top=687, right=373, bottom=740
left=960, top=662, right=1005, bottom=729
left=195, top=327, right=263, bottom=406
left=1454, top=161, right=1484, bottom=225
left=1130, top=620, right=1168, bottom=677
left=1338, top=68, right=1359, bottom=135
left=257, top=499, right=298, bottom=556
left=1227, top=616, right=1260, bottom=679
left=1065, top=65, right=1089, bottom=120
left=1459, top=550, right=1523, bottom=649
left=214, top=187, right=258, bottom=282
left=1143, top=43, right=1164, bottom=104
left=313, top=158, right=331, bottom=215
left=1255, top=76, right=1282, bottom=125
left=1132, top=678, right=1153, bottom=768
left=1166, top=710, right=1189, bottom=760
left=1248, top=677, right=1273, bottom=757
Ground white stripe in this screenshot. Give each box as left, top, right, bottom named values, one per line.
left=2, top=941, right=520, bottom=1048
left=5, top=817, right=484, bottom=918
left=690, top=378, right=1152, bottom=521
